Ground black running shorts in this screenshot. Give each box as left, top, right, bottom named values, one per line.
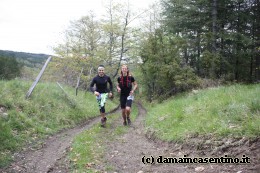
left=120, top=95, right=132, bottom=109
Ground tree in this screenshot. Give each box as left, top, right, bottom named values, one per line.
left=52, top=12, right=103, bottom=87
left=140, top=29, right=199, bottom=101
left=162, top=0, right=259, bottom=82
left=53, top=0, right=147, bottom=88
left=101, top=0, right=144, bottom=78
left=0, top=55, right=21, bottom=80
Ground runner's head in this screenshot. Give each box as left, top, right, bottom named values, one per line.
left=120, top=64, right=131, bottom=87
left=98, top=65, right=105, bottom=77
left=121, top=64, right=129, bottom=76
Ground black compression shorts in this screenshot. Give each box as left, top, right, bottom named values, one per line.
left=120, top=95, right=132, bottom=109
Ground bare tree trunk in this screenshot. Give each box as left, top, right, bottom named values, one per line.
left=197, top=31, right=201, bottom=76
left=251, top=0, right=259, bottom=82
left=235, top=2, right=241, bottom=81
left=113, top=12, right=129, bottom=78
left=108, top=0, right=114, bottom=66
left=76, top=68, right=83, bottom=96
left=211, top=0, right=217, bottom=78
left=212, top=0, right=217, bottom=53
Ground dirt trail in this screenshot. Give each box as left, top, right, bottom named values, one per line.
left=100, top=103, right=190, bottom=172
left=1, top=107, right=119, bottom=173
left=97, top=103, right=259, bottom=173
left=2, top=117, right=100, bottom=173
left=1, top=103, right=259, bottom=173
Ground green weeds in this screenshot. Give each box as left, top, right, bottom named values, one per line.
left=145, top=84, right=260, bottom=141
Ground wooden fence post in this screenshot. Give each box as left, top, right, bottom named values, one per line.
left=25, top=56, right=52, bottom=99
left=76, top=68, right=83, bottom=96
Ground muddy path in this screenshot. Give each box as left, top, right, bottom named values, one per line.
left=1, top=103, right=259, bottom=173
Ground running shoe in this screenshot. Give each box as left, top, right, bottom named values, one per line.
left=127, top=117, right=131, bottom=125
left=101, top=117, right=107, bottom=127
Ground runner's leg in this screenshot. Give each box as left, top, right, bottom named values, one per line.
left=100, top=93, right=108, bottom=127
left=120, top=95, right=127, bottom=125
left=126, top=99, right=133, bottom=125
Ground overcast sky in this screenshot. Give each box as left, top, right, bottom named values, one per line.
left=0, top=0, right=156, bottom=55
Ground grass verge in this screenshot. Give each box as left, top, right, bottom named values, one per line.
left=144, top=84, right=260, bottom=142
left=0, top=79, right=117, bottom=168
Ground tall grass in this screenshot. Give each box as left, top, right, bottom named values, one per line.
left=0, top=79, right=117, bottom=168
left=145, top=84, right=260, bottom=141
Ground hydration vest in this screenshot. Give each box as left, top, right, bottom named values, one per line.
left=119, top=75, right=132, bottom=88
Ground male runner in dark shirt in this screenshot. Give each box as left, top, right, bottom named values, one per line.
left=90, top=65, right=113, bottom=127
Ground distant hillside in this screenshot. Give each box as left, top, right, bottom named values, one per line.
left=0, top=50, right=50, bottom=68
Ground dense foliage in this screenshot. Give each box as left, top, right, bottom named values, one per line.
left=140, top=29, right=200, bottom=101
left=161, top=0, right=259, bottom=82
left=138, top=0, right=259, bottom=100
left=0, top=54, right=21, bottom=80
